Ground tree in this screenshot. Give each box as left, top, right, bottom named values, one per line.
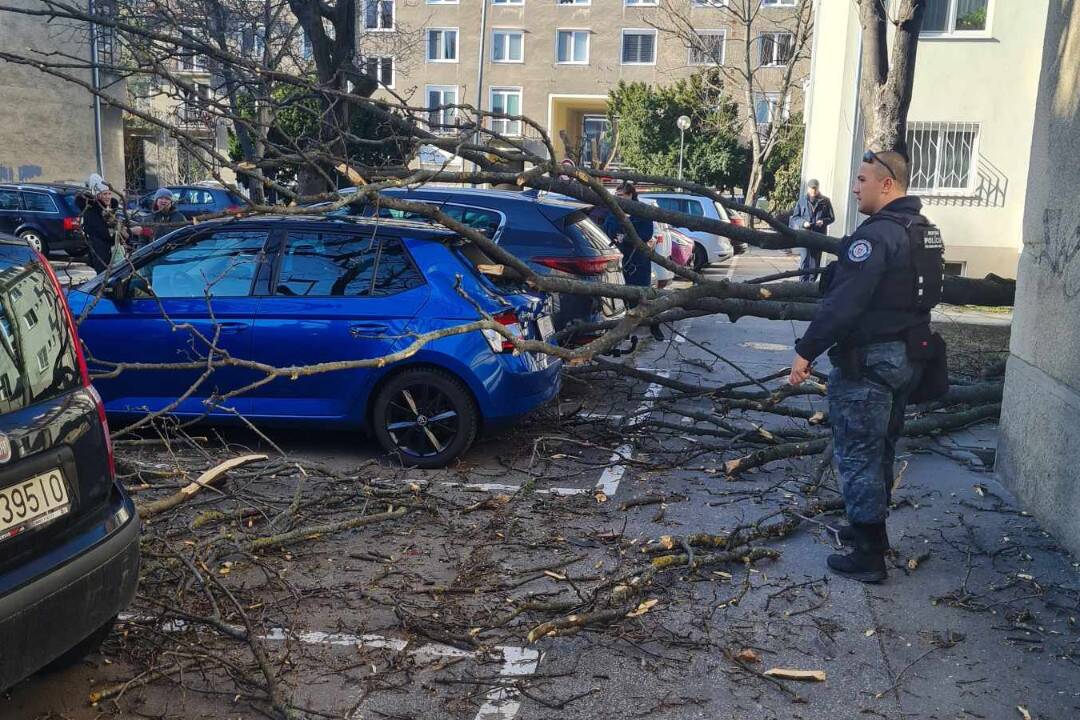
left=607, top=71, right=749, bottom=191
left=653, top=0, right=813, bottom=205
left=759, top=112, right=804, bottom=213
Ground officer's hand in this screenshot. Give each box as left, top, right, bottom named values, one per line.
left=788, top=355, right=812, bottom=386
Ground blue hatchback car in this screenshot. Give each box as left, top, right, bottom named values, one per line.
left=67, top=216, right=561, bottom=467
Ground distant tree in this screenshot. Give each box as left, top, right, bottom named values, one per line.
left=759, top=113, right=804, bottom=213
left=607, top=71, right=749, bottom=191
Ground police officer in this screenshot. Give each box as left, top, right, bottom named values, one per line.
left=787, top=149, right=944, bottom=583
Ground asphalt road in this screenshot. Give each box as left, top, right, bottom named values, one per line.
left=7, top=250, right=1079, bottom=720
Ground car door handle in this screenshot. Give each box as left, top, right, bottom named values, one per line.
left=217, top=321, right=249, bottom=335
left=350, top=322, right=390, bottom=338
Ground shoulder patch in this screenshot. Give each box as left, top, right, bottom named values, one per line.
left=848, top=238, right=873, bottom=263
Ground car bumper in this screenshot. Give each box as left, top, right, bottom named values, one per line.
left=0, top=489, right=140, bottom=690
left=483, top=356, right=562, bottom=427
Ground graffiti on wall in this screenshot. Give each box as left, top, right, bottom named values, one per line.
left=1031, top=207, right=1080, bottom=298
left=0, top=164, right=43, bottom=183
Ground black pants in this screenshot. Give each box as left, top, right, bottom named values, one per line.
left=87, top=237, right=111, bottom=272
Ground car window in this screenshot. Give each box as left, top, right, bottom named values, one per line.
left=176, top=189, right=213, bottom=206
left=562, top=211, right=613, bottom=253
left=21, top=192, right=58, bottom=213
left=653, top=197, right=679, bottom=213
left=276, top=230, right=378, bottom=297
left=444, top=205, right=502, bottom=239
left=136, top=230, right=267, bottom=298
left=0, top=262, right=81, bottom=414
left=372, top=238, right=424, bottom=296
left=0, top=190, right=19, bottom=211
left=686, top=200, right=705, bottom=217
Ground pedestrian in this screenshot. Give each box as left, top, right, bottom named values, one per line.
left=76, top=174, right=132, bottom=272
left=601, top=182, right=664, bottom=342
left=789, top=179, right=835, bottom=282
left=787, top=149, right=945, bottom=583
left=148, top=188, right=187, bottom=225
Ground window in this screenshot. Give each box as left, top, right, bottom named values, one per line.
left=276, top=232, right=379, bottom=296
left=0, top=266, right=80, bottom=415
left=557, top=0, right=590, bottom=5
left=905, top=121, right=979, bottom=194
left=426, top=28, right=458, bottom=61
left=556, top=29, right=589, bottom=63
left=753, top=92, right=788, bottom=125
left=364, top=0, right=395, bottom=30
left=135, top=230, right=267, bottom=298
left=759, top=31, right=793, bottom=66
left=621, top=30, right=656, bottom=64
left=298, top=30, right=312, bottom=59
left=492, top=30, right=524, bottom=62
left=0, top=191, right=18, bottom=211
left=372, top=238, right=424, bottom=296
left=761, top=0, right=796, bottom=6
left=493, top=0, right=524, bottom=4
left=692, top=0, right=727, bottom=6
left=922, top=0, right=988, bottom=34
left=655, top=197, right=705, bottom=216
left=20, top=193, right=58, bottom=213
left=426, top=85, right=459, bottom=133
left=625, top=0, right=658, bottom=5
left=180, top=83, right=211, bottom=126
left=690, top=30, right=725, bottom=65
left=943, top=261, right=966, bottom=276
left=581, top=115, right=613, bottom=166
left=364, top=56, right=395, bottom=87
left=489, top=88, right=522, bottom=136
left=176, top=188, right=215, bottom=206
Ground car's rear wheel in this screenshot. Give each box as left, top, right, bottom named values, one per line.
left=42, top=616, right=116, bottom=672
left=692, top=243, right=708, bottom=271
left=19, top=229, right=47, bottom=256
left=372, top=368, right=478, bottom=468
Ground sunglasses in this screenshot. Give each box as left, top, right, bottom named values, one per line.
left=862, top=150, right=897, bottom=180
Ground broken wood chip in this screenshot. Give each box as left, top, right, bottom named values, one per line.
left=1017, top=706, right=1033, bottom=720
left=808, top=411, right=826, bottom=425
left=734, top=648, right=761, bottom=663
left=626, top=599, right=659, bottom=618
left=658, top=535, right=677, bottom=550
left=543, top=570, right=567, bottom=581
left=593, top=490, right=609, bottom=504
left=763, top=668, right=826, bottom=682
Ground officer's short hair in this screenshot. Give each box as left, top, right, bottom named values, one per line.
left=875, top=151, right=910, bottom=191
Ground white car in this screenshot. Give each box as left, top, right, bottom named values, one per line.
left=639, top=192, right=744, bottom=270
left=651, top=223, right=716, bottom=287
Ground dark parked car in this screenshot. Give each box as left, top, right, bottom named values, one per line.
left=133, top=185, right=245, bottom=218
left=347, top=187, right=626, bottom=345
left=67, top=215, right=561, bottom=468
left=0, top=183, right=89, bottom=257
left=0, top=234, right=139, bottom=691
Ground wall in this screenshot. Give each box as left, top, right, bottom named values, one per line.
left=0, top=0, right=125, bottom=188
left=997, top=0, right=1080, bottom=557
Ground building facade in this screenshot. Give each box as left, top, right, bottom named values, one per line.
left=802, top=0, right=1045, bottom=280
left=360, top=0, right=811, bottom=169
left=0, top=0, right=126, bottom=189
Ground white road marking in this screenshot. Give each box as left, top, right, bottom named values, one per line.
left=725, top=254, right=740, bottom=281
left=439, top=481, right=588, bottom=496
left=119, top=615, right=541, bottom=720
left=595, top=372, right=668, bottom=497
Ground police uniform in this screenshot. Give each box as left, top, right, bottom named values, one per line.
left=795, top=195, right=944, bottom=581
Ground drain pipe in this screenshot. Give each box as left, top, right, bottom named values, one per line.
left=89, top=0, right=105, bottom=176
left=471, top=0, right=489, bottom=177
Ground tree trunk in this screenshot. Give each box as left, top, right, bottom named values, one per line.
left=857, top=0, right=927, bottom=153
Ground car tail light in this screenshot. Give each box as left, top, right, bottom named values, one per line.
left=225, top=204, right=242, bottom=214
left=482, top=309, right=523, bottom=353
left=729, top=215, right=744, bottom=227
left=63, top=216, right=81, bottom=232
left=37, top=252, right=115, bottom=478
left=535, top=255, right=619, bottom=276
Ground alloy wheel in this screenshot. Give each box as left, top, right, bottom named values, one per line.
left=384, top=383, right=461, bottom=459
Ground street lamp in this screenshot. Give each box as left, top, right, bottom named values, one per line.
left=676, top=115, right=692, bottom=181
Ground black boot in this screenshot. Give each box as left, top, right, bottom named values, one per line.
left=834, top=522, right=890, bottom=550
left=827, top=523, right=887, bottom=583
left=651, top=324, right=665, bottom=341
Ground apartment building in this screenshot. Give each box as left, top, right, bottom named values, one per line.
left=359, top=0, right=811, bottom=169
left=0, top=0, right=125, bottom=188
left=803, top=0, right=1047, bottom=280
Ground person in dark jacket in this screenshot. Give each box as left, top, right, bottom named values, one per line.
left=601, top=182, right=663, bottom=341
left=789, top=179, right=835, bottom=282
left=788, top=150, right=942, bottom=584
left=76, top=174, right=128, bottom=272
left=138, top=188, right=188, bottom=244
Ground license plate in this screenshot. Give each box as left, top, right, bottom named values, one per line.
left=538, top=315, right=555, bottom=341
left=0, top=469, right=70, bottom=542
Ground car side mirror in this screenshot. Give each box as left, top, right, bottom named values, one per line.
left=107, top=275, right=132, bottom=304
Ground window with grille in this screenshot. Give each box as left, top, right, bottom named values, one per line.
left=492, top=30, right=524, bottom=62
left=181, top=83, right=211, bottom=125
left=621, top=30, right=656, bottom=64
left=922, top=0, right=988, bottom=34
left=759, top=31, right=793, bottom=66
left=178, top=26, right=207, bottom=72
left=625, top=0, right=658, bottom=6
left=691, top=0, right=727, bottom=7
left=556, top=30, right=589, bottom=63
left=426, top=28, right=458, bottom=61
left=761, top=0, right=797, bottom=6
left=690, top=30, right=725, bottom=65
left=493, top=0, right=525, bottom=5
left=490, top=88, right=522, bottom=136
left=905, top=121, right=979, bottom=194
left=558, top=0, right=590, bottom=4
left=364, top=0, right=394, bottom=30
left=426, top=86, right=458, bottom=133
left=364, top=56, right=394, bottom=87
left=753, top=93, right=787, bottom=125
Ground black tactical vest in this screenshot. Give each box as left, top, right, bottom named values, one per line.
left=864, top=210, right=944, bottom=312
